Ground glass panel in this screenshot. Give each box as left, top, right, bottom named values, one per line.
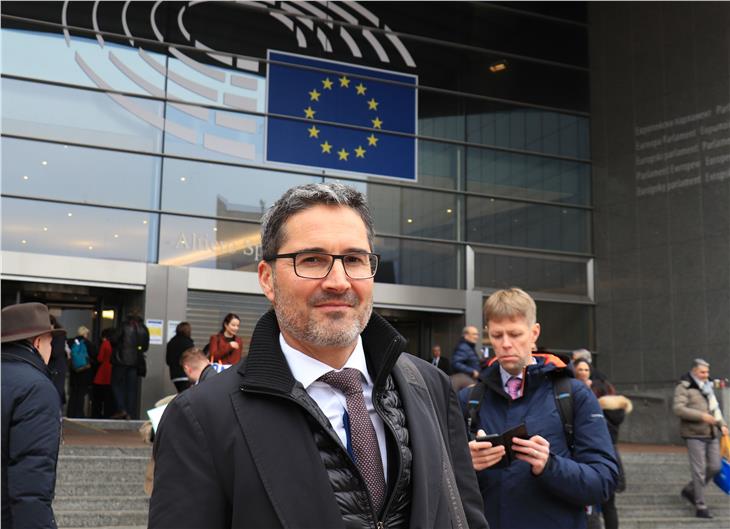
left=1, top=197, right=156, bottom=262
left=1, top=78, right=164, bottom=152
left=162, top=159, right=320, bottom=219
left=475, top=251, right=588, bottom=297
left=158, top=215, right=261, bottom=271
left=1, top=138, right=161, bottom=210
left=466, top=196, right=590, bottom=253
left=466, top=147, right=590, bottom=205
left=1, top=28, right=166, bottom=96
left=328, top=179, right=459, bottom=240
left=374, top=236, right=459, bottom=289
left=417, top=140, right=462, bottom=190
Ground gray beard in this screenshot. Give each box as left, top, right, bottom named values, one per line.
left=273, top=284, right=372, bottom=349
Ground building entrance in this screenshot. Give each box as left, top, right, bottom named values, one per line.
left=376, top=307, right=464, bottom=361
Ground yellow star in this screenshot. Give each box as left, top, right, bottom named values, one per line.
left=322, top=77, right=333, bottom=90
left=339, top=75, right=350, bottom=88
left=367, top=98, right=378, bottom=110
left=367, top=134, right=378, bottom=147
left=309, top=89, right=321, bottom=101
left=355, top=83, right=366, bottom=95
left=321, top=141, right=332, bottom=153
left=304, top=106, right=316, bottom=119
left=307, top=125, right=320, bottom=138
left=371, top=117, right=382, bottom=129
left=337, top=148, right=349, bottom=161
left=354, top=146, right=366, bottom=158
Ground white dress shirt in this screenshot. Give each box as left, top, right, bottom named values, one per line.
left=279, top=334, right=388, bottom=481
left=499, top=356, right=537, bottom=397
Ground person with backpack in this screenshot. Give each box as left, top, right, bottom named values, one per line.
left=111, top=313, right=150, bottom=420
left=460, top=287, right=618, bottom=529
left=67, top=326, right=97, bottom=418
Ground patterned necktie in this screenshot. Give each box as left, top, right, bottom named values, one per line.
left=319, top=368, right=386, bottom=513
left=506, top=376, right=522, bottom=400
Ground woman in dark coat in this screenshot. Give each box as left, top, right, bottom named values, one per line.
left=166, top=322, right=194, bottom=392
left=48, top=315, right=68, bottom=410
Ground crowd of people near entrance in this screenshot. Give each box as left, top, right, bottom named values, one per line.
left=2, top=183, right=728, bottom=529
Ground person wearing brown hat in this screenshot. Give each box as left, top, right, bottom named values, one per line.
left=1, top=302, right=64, bottom=529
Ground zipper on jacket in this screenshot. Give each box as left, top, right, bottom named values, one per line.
left=241, top=385, right=384, bottom=527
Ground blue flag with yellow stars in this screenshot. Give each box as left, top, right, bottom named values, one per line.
left=266, top=51, right=417, bottom=181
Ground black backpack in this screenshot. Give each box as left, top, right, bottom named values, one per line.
left=466, top=375, right=575, bottom=452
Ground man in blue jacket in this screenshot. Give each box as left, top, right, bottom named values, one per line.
left=451, top=325, right=481, bottom=390
left=2, top=302, right=64, bottom=529
left=462, top=288, right=617, bottom=529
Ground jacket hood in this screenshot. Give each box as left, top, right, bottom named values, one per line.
left=680, top=372, right=702, bottom=391
left=485, top=352, right=567, bottom=372
left=598, top=395, right=633, bottom=414
left=238, top=309, right=406, bottom=394
left=481, top=353, right=570, bottom=398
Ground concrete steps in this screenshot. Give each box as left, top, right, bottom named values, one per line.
left=616, top=450, right=730, bottom=529
left=53, top=444, right=151, bottom=528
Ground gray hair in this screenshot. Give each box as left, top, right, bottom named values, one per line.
left=260, top=183, right=375, bottom=259
left=572, top=348, right=592, bottom=364
left=692, top=358, right=710, bottom=369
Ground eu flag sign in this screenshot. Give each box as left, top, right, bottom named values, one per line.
left=266, top=51, right=417, bottom=181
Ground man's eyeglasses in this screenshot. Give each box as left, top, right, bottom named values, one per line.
left=264, top=252, right=379, bottom=279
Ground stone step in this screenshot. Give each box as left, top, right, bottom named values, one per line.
left=53, top=496, right=149, bottom=512
left=618, top=504, right=730, bottom=517
left=55, top=482, right=146, bottom=497
left=57, top=455, right=149, bottom=472
left=55, top=510, right=148, bottom=528
left=55, top=469, right=147, bottom=484
left=618, top=492, right=729, bottom=506
left=59, top=446, right=151, bottom=458
left=618, top=515, right=730, bottom=529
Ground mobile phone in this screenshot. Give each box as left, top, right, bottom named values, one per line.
left=475, top=432, right=501, bottom=444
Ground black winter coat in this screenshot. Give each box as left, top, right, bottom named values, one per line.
left=149, top=310, right=488, bottom=529
left=1, top=341, right=62, bottom=529
left=165, top=334, right=194, bottom=380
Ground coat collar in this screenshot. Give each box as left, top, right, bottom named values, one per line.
left=238, top=309, right=406, bottom=394
left=1, top=341, right=52, bottom=378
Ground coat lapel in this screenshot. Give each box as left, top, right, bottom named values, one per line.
left=391, top=363, right=442, bottom=529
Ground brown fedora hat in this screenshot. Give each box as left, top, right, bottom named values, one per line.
left=1, top=302, right=65, bottom=343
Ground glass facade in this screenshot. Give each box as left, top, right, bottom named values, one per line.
left=1, top=2, right=594, bottom=350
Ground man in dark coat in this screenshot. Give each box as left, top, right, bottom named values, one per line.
left=1, top=302, right=64, bottom=529
left=150, top=183, right=488, bottom=529
left=451, top=325, right=481, bottom=390
left=111, top=313, right=149, bottom=419
left=429, top=344, right=451, bottom=375
left=463, top=288, right=617, bottom=529
left=165, top=321, right=194, bottom=392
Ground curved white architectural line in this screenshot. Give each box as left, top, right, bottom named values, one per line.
left=361, top=29, right=389, bottom=63
left=92, top=0, right=104, bottom=47
left=295, top=27, right=306, bottom=48
left=75, top=51, right=197, bottom=144
left=270, top=11, right=294, bottom=31
left=178, top=5, right=190, bottom=41
left=150, top=1, right=165, bottom=42
left=203, top=133, right=256, bottom=160
left=140, top=47, right=218, bottom=102
left=121, top=1, right=135, bottom=46
left=339, top=26, right=362, bottom=58
left=169, top=46, right=226, bottom=83
left=281, top=3, right=314, bottom=31
left=383, top=26, right=416, bottom=67
left=61, top=0, right=71, bottom=47
left=193, top=40, right=234, bottom=67
left=320, top=1, right=358, bottom=25
left=316, top=27, right=332, bottom=53
left=297, top=1, right=329, bottom=20
left=346, top=1, right=379, bottom=26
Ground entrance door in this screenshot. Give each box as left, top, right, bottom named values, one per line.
left=376, top=307, right=464, bottom=361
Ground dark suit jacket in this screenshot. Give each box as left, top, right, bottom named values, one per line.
left=149, top=310, right=487, bottom=529
left=430, top=356, right=452, bottom=375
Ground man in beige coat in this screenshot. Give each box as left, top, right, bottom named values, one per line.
left=673, top=358, right=728, bottom=519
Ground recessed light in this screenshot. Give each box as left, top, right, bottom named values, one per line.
left=21, top=239, right=27, bottom=244
left=407, top=218, right=413, bottom=224
left=113, top=234, right=119, bottom=238
left=142, top=220, right=148, bottom=225
left=213, top=227, right=218, bottom=232
left=67, top=212, right=73, bottom=217
left=43, top=226, right=48, bottom=231
left=22, top=175, right=29, bottom=180
left=180, top=176, right=187, bottom=182
left=41, top=160, right=48, bottom=166
left=489, top=60, right=508, bottom=73
left=446, top=208, right=453, bottom=214
left=63, top=145, right=69, bottom=149
left=88, top=245, right=94, bottom=250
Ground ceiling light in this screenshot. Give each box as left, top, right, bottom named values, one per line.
left=143, top=220, right=148, bottom=225
left=180, top=176, right=187, bottom=182
left=489, top=60, right=508, bottom=73
left=102, top=309, right=115, bottom=320
left=22, top=175, right=29, bottom=180
left=21, top=239, right=27, bottom=244
left=88, top=245, right=94, bottom=250
left=113, top=233, right=119, bottom=238
left=407, top=218, right=413, bottom=224
left=67, top=212, right=73, bottom=217
left=213, top=227, right=218, bottom=232
left=41, top=160, right=48, bottom=166
left=43, top=226, right=48, bottom=231
left=446, top=208, right=453, bottom=214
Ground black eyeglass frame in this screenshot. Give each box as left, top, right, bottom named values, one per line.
left=264, top=251, right=380, bottom=279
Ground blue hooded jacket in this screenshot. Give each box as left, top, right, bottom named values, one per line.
left=459, top=354, right=618, bottom=529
